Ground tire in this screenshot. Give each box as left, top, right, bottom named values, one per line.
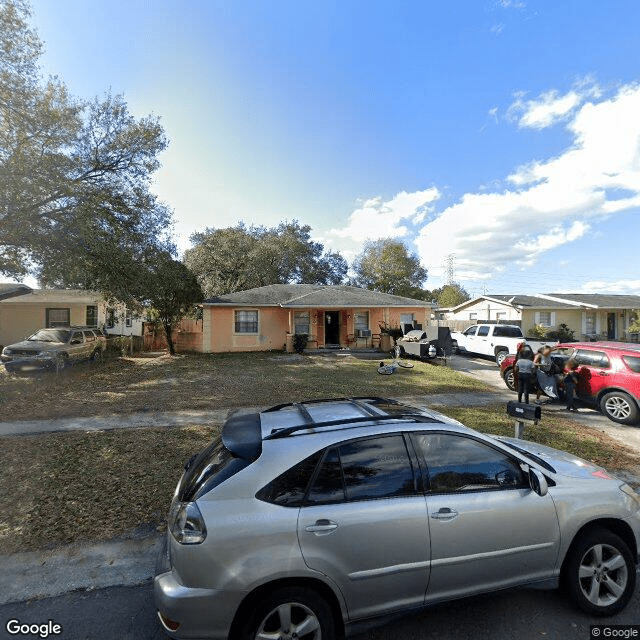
left=599, top=391, right=639, bottom=425
left=397, top=360, right=414, bottom=369
left=563, top=528, right=636, bottom=616
left=90, top=348, right=103, bottom=364
left=504, top=367, right=516, bottom=391
left=240, top=587, right=334, bottom=640
left=495, top=349, right=509, bottom=366
left=451, top=340, right=459, bottom=354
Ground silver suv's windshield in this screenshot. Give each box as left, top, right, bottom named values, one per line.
left=27, top=329, right=71, bottom=343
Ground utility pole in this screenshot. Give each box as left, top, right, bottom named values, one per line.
left=445, top=254, right=455, bottom=285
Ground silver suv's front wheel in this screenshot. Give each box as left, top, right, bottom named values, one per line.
left=242, top=587, right=334, bottom=640
left=564, top=528, right=635, bottom=616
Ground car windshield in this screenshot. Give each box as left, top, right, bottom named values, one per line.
left=27, top=329, right=70, bottom=343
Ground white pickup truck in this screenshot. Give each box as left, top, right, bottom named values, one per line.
left=450, top=324, right=555, bottom=365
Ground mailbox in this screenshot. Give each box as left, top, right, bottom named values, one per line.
left=506, top=401, right=541, bottom=422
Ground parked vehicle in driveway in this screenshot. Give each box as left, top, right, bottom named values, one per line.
left=450, top=324, right=555, bottom=365
left=155, top=397, right=640, bottom=640
left=501, top=342, right=640, bottom=425
left=396, top=327, right=454, bottom=359
left=1, top=326, right=106, bottom=372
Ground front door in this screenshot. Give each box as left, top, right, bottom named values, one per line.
left=412, top=432, right=559, bottom=601
left=324, top=311, right=340, bottom=345
left=297, top=435, right=430, bottom=620
left=607, top=313, right=616, bottom=340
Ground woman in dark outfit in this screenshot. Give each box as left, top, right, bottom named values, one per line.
left=514, top=344, right=535, bottom=404
left=563, top=358, right=580, bottom=411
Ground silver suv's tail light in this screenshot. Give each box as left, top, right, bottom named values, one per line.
left=169, top=500, right=207, bottom=544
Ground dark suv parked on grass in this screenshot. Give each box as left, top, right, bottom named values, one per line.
left=500, top=342, right=640, bottom=424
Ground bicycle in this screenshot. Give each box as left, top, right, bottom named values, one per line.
left=377, top=345, right=415, bottom=375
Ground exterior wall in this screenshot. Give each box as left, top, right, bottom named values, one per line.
left=0, top=300, right=105, bottom=347
left=444, top=299, right=521, bottom=323
left=202, top=305, right=431, bottom=353
left=205, top=306, right=290, bottom=353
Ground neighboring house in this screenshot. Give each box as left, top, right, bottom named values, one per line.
left=0, top=284, right=143, bottom=347
left=199, top=284, right=434, bottom=353
left=441, top=293, right=640, bottom=341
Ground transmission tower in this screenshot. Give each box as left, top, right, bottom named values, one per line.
left=444, top=254, right=455, bottom=285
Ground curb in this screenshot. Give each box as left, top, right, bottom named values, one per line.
left=0, top=535, right=162, bottom=605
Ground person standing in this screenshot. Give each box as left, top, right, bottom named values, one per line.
left=515, top=349, right=535, bottom=404
left=563, top=358, right=580, bottom=411
left=534, top=345, right=559, bottom=402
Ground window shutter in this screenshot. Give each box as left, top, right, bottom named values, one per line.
left=581, top=312, right=587, bottom=336
left=550, top=312, right=556, bottom=327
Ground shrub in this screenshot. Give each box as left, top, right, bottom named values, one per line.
left=528, top=324, right=547, bottom=339
left=292, top=334, right=309, bottom=354
left=545, top=323, right=575, bottom=342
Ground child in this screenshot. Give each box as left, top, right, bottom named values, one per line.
left=563, top=358, right=580, bottom=411
left=515, top=348, right=535, bottom=404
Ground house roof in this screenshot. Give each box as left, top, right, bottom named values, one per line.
left=0, top=282, right=32, bottom=301
left=487, top=294, right=579, bottom=309
left=204, top=284, right=434, bottom=308
left=543, top=293, right=640, bottom=309
left=0, top=288, right=100, bottom=304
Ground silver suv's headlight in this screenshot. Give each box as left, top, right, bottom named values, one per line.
left=169, top=500, right=207, bottom=544
left=2, top=348, right=12, bottom=355
left=620, top=483, right=640, bottom=508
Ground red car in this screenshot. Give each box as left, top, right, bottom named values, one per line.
left=500, top=342, right=640, bottom=425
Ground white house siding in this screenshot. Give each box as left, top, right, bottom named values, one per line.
left=444, top=299, right=521, bottom=323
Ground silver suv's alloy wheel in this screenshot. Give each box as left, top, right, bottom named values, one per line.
left=256, top=602, right=321, bottom=640
left=578, top=542, right=629, bottom=608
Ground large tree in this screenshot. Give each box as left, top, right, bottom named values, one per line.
left=351, top=238, right=428, bottom=298
left=0, top=0, right=174, bottom=296
left=184, top=221, right=347, bottom=298
left=140, top=252, right=203, bottom=356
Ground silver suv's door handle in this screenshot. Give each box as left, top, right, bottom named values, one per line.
left=430, top=508, right=458, bottom=521
left=305, top=519, right=338, bottom=534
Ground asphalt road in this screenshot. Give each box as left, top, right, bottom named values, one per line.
left=1, top=579, right=638, bottom=640
left=446, top=353, right=640, bottom=455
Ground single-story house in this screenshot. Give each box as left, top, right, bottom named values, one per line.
left=441, top=293, right=640, bottom=341
left=200, top=284, right=434, bottom=353
left=0, top=284, right=143, bottom=347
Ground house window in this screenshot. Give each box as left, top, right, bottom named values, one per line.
left=585, top=312, right=596, bottom=334
left=86, top=305, right=98, bottom=327
left=294, top=311, right=310, bottom=335
left=46, top=308, right=70, bottom=328
left=235, top=310, right=258, bottom=334
left=106, top=308, right=116, bottom=329
left=469, top=312, right=477, bottom=321
left=354, top=311, right=369, bottom=332
left=496, top=312, right=506, bottom=321
left=125, top=308, right=133, bottom=328
left=535, top=311, right=555, bottom=327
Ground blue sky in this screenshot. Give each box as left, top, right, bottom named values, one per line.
left=27, top=0, right=640, bottom=296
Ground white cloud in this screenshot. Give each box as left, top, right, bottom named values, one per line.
left=579, top=280, right=640, bottom=295
left=322, top=187, right=440, bottom=260
left=413, top=82, right=640, bottom=279
left=507, top=81, right=601, bottom=129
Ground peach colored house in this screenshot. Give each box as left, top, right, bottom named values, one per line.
left=201, top=284, right=434, bottom=353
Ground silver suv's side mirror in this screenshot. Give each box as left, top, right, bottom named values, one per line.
left=529, top=468, right=548, bottom=497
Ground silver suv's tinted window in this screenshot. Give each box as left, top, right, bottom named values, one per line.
left=306, top=448, right=344, bottom=504
left=413, top=433, right=527, bottom=493
left=256, top=451, right=323, bottom=507
left=306, top=435, right=416, bottom=504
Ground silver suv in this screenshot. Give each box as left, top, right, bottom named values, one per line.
left=155, top=398, right=640, bottom=640
left=1, top=326, right=106, bottom=371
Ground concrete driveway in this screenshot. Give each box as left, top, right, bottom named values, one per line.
left=446, top=353, right=640, bottom=455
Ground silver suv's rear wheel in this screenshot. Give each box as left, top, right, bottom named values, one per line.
left=599, top=391, right=639, bottom=425
left=564, top=529, right=635, bottom=616
left=242, top=587, right=334, bottom=640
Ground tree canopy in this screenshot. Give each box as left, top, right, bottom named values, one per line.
left=184, top=221, right=347, bottom=298
left=0, top=0, right=174, bottom=299
left=351, top=238, right=428, bottom=298
left=431, top=282, right=471, bottom=308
